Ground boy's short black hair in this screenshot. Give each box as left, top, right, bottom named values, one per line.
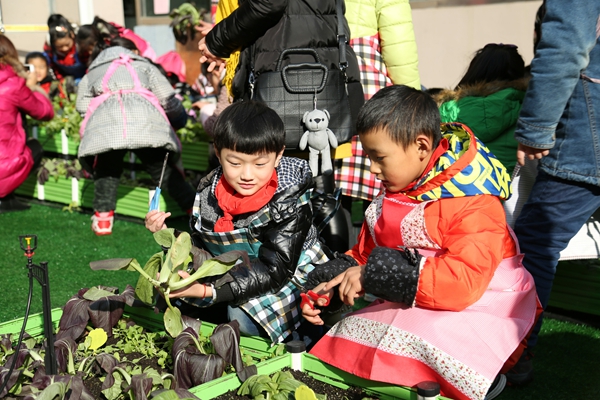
left=357, top=85, right=441, bottom=149
left=25, top=51, right=48, bottom=65
left=213, top=101, right=285, bottom=155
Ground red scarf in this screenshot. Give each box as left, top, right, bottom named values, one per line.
left=213, top=171, right=278, bottom=232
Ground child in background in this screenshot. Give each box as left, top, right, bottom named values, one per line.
left=43, top=14, right=88, bottom=80
left=302, top=85, right=541, bottom=400
left=24, top=52, right=54, bottom=92
left=0, top=35, right=53, bottom=213
left=145, top=101, right=330, bottom=344
left=92, top=16, right=157, bottom=61
left=77, top=39, right=196, bottom=235
left=75, top=24, right=101, bottom=67
left=433, top=43, right=527, bottom=175
left=25, top=51, right=75, bottom=99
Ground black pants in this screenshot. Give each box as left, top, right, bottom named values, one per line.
left=27, top=138, right=44, bottom=170
left=81, top=148, right=196, bottom=213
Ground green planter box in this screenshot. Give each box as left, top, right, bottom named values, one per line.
left=29, top=126, right=210, bottom=173
left=29, top=126, right=79, bottom=156
left=181, top=141, right=210, bottom=172
left=191, top=351, right=446, bottom=400
left=15, top=175, right=186, bottom=219
left=0, top=305, right=276, bottom=362
left=0, top=311, right=448, bottom=399
left=549, top=260, right=600, bottom=316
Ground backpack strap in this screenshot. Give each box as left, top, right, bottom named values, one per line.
left=79, top=54, right=171, bottom=140
left=335, top=0, right=348, bottom=73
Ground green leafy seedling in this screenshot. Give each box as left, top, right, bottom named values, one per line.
left=90, top=229, right=249, bottom=337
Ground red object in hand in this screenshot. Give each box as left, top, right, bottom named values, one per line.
left=300, top=290, right=330, bottom=310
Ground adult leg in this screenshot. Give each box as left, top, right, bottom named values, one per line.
left=135, top=148, right=196, bottom=213
left=514, top=170, right=600, bottom=347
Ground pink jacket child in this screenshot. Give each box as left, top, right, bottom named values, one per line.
left=0, top=65, right=54, bottom=197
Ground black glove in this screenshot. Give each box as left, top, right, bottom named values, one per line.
left=306, top=253, right=359, bottom=290
left=363, top=246, right=422, bottom=306
left=305, top=253, right=358, bottom=314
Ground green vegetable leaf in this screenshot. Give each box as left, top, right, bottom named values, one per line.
left=35, top=381, right=69, bottom=400
left=83, top=287, right=120, bottom=301
left=164, top=307, right=184, bottom=338
left=295, top=385, right=319, bottom=400
left=136, top=252, right=163, bottom=304
left=90, top=258, right=140, bottom=272
left=170, top=232, right=192, bottom=267
left=154, top=228, right=176, bottom=248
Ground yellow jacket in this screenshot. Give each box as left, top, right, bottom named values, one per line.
left=345, top=0, right=420, bottom=89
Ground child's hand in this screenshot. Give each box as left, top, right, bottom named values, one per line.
left=301, top=282, right=333, bottom=326
left=25, top=69, right=38, bottom=89
left=325, top=265, right=366, bottom=306
left=145, top=210, right=171, bottom=232
left=169, top=270, right=212, bottom=299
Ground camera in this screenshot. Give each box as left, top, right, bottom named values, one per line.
left=24, top=64, right=34, bottom=73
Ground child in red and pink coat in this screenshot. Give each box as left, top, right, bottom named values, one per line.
left=0, top=35, right=53, bottom=212
left=302, top=85, right=542, bottom=400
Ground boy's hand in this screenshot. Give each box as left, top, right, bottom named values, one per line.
left=325, top=265, right=366, bottom=306
left=169, top=270, right=212, bottom=299
left=301, top=282, right=332, bottom=326
left=145, top=210, right=171, bottom=232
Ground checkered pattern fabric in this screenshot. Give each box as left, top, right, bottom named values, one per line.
left=335, top=35, right=389, bottom=201
left=350, top=35, right=393, bottom=98
left=241, top=243, right=329, bottom=344
left=186, top=156, right=324, bottom=343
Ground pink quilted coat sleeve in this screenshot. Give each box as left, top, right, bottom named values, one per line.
left=0, top=66, right=54, bottom=197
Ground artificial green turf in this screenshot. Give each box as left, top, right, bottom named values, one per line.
left=1, top=201, right=600, bottom=398
left=0, top=201, right=175, bottom=321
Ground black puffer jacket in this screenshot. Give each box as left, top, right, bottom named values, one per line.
left=190, top=157, right=318, bottom=305
left=205, top=0, right=362, bottom=103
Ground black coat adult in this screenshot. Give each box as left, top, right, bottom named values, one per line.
left=205, top=0, right=363, bottom=108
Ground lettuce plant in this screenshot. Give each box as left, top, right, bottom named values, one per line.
left=90, top=229, right=250, bottom=338
left=236, top=371, right=326, bottom=400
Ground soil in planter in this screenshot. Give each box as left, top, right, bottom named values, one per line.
left=83, top=336, right=168, bottom=399
left=214, top=368, right=379, bottom=400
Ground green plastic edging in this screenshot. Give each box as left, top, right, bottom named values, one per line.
left=0, top=308, right=63, bottom=338
left=30, top=126, right=210, bottom=172
left=0, top=306, right=274, bottom=359
left=191, top=354, right=294, bottom=399
left=191, top=352, right=439, bottom=400
left=548, top=260, right=600, bottom=316
left=30, top=127, right=79, bottom=156
left=181, top=141, right=210, bottom=172
left=14, top=175, right=186, bottom=219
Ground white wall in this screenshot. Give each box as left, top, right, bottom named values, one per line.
left=411, top=1, right=543, bottom=89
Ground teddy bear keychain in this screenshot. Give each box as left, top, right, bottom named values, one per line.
left=299, top=94, right=338, bottom=176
